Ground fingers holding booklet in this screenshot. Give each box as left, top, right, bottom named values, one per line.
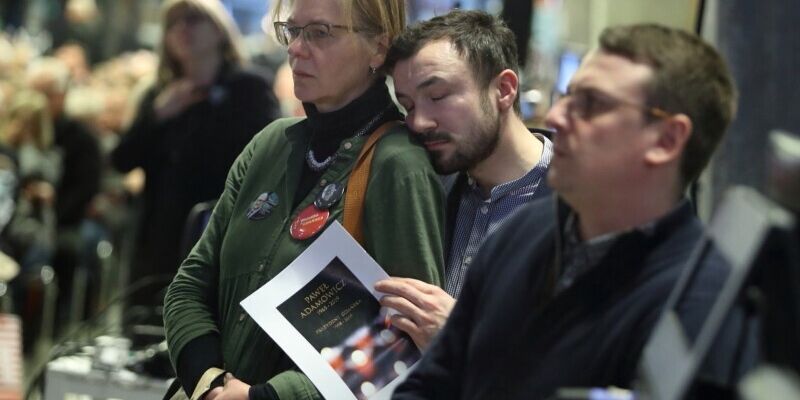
left=374, top=278, right=456, bottom=351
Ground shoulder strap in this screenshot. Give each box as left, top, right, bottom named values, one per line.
left=342, top=121, right=399, bottom=245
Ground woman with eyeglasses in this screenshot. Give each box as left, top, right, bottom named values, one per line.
left=111, top=0, right=279, bottom=323
left=162, top=0, right=444, bottom=399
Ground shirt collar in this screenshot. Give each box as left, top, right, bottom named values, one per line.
left=467, top=133, right=553, bottom=201
left=564, top=198, right=693, bottom=246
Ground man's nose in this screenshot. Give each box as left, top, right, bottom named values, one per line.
left=544, top=96, right=570, bottom=133
left=407, top=109, right=437, bottom=135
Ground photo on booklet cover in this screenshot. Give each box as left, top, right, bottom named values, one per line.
left=277, top=256, right=420, bottom=399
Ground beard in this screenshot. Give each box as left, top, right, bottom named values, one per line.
left=428, top=94, right=501, bottom=175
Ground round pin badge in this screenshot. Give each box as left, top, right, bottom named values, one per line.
left=290, top=204, right=330, bottom=240
left=246, top=192, right=279, bottom=221
left=314, top=182, right=345, bottom=210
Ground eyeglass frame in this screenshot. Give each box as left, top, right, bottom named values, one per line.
left=553, top=86, right=673, bottom=121
left=273, top=21, right=366, bottom=47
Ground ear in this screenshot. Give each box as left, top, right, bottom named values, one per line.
left=369, top=33, right=391, bottom=71
left=495, top=69, right=519, bottom=113
left=644, top=113, right=692, bottom=166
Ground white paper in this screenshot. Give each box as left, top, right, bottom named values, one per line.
left=241, top=221, right=418, bottom=400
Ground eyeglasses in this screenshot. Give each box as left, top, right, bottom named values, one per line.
left=554, top=87, right=672, bottom=121
left=273, top=21, right=362, bottom=47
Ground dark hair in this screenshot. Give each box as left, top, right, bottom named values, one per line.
left=384, top=9, right=521, bottom=113
left=599, top=23, right=737, bottom=188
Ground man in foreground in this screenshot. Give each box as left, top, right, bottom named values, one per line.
left=376, top=10, right=552, bottom=350
left=393, top=23, right=748, bottom=399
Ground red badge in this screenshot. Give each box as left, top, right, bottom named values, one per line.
left=290, top=204, right=330, bottom=240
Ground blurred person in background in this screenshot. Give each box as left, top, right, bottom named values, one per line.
left=162, top=0, right=444, bottom=399
left=54, top=42, right=92, bottom=86
left=59, top=51, right=158, bottom=319
left=407, top=0, right=454, bottom=22
left=0, top=81, right=16, bottom=122
left=0, top=33, right=36, bottom=87
left=0, top=90, right=59, bottom=272
left=0, top=90, right=60, bottom=353
left=26, top=57, right=102, bottom=327
left=111, top=0, right=280, bottom=327
left=272, top=60, right=304, bottom=117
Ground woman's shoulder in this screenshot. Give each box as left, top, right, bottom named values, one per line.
left=230, top=117, right=306, bottom=177
left=375, top=121, right=425, bottom=157
left=252, top=117, right=305, bottom=141
left=244, top=117, right=306, bottom=154
left=371, top=122, right=429, bottom=164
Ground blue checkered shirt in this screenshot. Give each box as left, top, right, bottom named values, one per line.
left=444, top=135, right=553, bottom=297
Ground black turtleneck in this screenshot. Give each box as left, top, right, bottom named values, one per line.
left=293, top=78, right=403, bottom=209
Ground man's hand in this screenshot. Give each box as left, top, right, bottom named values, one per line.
left=375, top=277, right=455, bottom=350
left=204, top=373, right=250, bottom=400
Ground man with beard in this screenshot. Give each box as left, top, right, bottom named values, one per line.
left=393, top=23, right=750, bottom=399
left=375, top=10, right=553, bottom=350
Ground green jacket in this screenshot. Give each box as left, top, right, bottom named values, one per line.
left=164, top=117, right=445, bottom=399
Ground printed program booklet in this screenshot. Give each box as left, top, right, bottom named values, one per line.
left=241, top=221, right=419, bottom=400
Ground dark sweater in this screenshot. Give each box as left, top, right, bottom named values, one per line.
left=54, top=116, right=101, bottom=228
left=394, top=196, right=754, bottom=399
left=111, top=66, right=279, bottom=312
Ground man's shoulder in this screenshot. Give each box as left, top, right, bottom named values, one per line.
left=504, top=195, right=557, bottom=230
left=462, top=196, right=558, bottom=315
left=477, top=196, right=557, bottom=262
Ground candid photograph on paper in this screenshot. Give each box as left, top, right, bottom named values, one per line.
left=240, top=221, right=419, bottom=400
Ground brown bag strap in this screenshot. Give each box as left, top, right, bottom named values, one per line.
left=342, top=121, right=399, bottom=245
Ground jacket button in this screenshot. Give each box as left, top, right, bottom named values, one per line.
left=343, top=142, right=352, bottom=150
left=257, top=263, right=265, bottom=272
left=319, top=179, right=327, bottom=187
left=238, top=313, right=246, bottom=322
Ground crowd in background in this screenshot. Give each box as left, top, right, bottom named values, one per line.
left=0, top=10, right=293, bottom=354
left=0, top=0, right=480, bottom=356
left=0, top=31, right=153, bottom=349
left=0, top=2, right=797, bottom=400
